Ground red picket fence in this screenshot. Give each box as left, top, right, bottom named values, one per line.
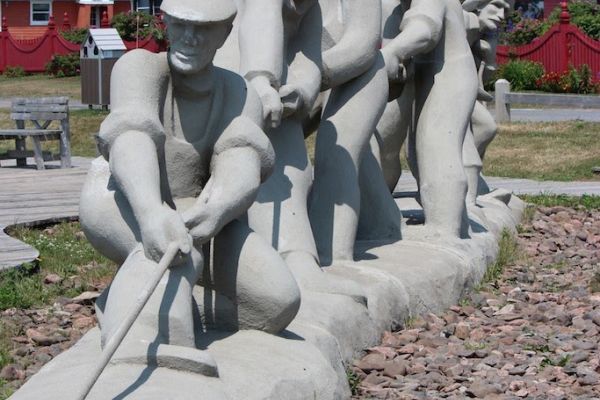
left=124, top=36, right=166, bottom=54
left=497, top=3, right=600, bottom=76
left=0, top=16, right=78, bottom=73
left=0, top=12, right=167, bottom=73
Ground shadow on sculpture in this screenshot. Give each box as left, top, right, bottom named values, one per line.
left=8, top=1, right=527, bottom=400
left=79, top=1, right=302, bottom=396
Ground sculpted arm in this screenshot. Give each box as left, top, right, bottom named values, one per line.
left=238, top=0, right=286, bottom=127
left=109, top=132, right=162, bottom=225
left=321, top=0, right=382, bottom=88
left=99, top=51, right=190, bottom=260
left=282, top=2, right=323, bottom=118
left=182, top=90, right=274, bottom=243
left=382, top=0, right=445, bottom=62
left=464, top=9, right=481, bottom=46
left=239, top=0, right=285, bottom=87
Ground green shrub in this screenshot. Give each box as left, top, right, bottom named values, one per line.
left=560, top=64, right=599, bottom=94
left=111, top=11, right=166, bottom=42
left=500, top=18, right=552, bottom=46
left=574, top=13, right=600, bottom=40
left=45, top=53, right=80, bottom=77
left=547, top=0, right=600, bottom=40
left=496, top=60, right=545, bottom=91
left=501, top=1, right=600, bottom=45
left=2, top=65, right=26, bottom=78
left=61, top=28, right=89, bottom=44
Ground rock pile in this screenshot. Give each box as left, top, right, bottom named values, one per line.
left=0, top=292, right=99, bottom=393
left=2, top=206, right=599, bottom=398
left=352, top=206, right=600, bottom=399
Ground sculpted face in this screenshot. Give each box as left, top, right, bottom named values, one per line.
left=165, top=15, right=230, bottom=74
left=478, top=0, right=511, bottom=32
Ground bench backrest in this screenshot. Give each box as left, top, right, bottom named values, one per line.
left=10, top=97, right=69, bottom=122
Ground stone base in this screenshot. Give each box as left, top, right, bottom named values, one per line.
left=11, top=192, right=525, bottom=400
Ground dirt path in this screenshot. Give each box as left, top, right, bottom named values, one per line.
left=352, top=206, right=600, bottom=399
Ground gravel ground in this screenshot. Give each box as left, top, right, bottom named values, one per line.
left=1, top=206, right=599, bottom=398
left=0, top=289, right=100, bottom=394
left=352, top=206, right=600, bottom=400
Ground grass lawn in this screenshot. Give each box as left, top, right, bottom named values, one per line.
left=521, top=194, right=600, bottom=210
left=484, top=121, right=600, bottom=181
left=0, top=109, right=107, bottom=158
left=0, top=75, right=81, bottom=101
left=0, top=222, right=115, bottom=398
left=0, top=75, right=597, bottom=181
left=1, top=223, right=115, bottom=311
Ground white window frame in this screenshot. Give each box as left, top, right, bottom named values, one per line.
left=30, top=0, right=52, bottom=26
left=135, top=0, right=161, bottom=15
left=135, top=0, right=151, bottom=13
left=89, top=6, right=101, bottom=28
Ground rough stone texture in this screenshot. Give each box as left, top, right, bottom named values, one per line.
left=376, top=0, right=479, bottom=238
left=352, top=205, right=600, bottom=399
left=79, top=1, right=302, bottom=371
left=11, top=194, right=525, bottom=399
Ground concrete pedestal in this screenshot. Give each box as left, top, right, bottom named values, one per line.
left=11, top=192, right=525, bottom=400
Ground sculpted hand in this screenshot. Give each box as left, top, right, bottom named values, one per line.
left=139, top=204, right=191, bottom=264
left=279, top=85, right=305, bottom=119
left=181, top=205, right=222, bottom=245
left=381, top=49, right=407, bottom=83
left=250, top=75, right=283, bottom=129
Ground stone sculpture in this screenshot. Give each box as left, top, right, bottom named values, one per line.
left=462, top=0, right=514, bottom=201
left=11, top=1, right=529, bottom=398
left=309, top=0, right=397, bottom=263
left=379, top=0, right=479, bottom=238
left=214, top=0, right=367, bottom=299
left=79, top=0, right=301, bottom=368
left=373, top=0, right=514, bottom=231
left=369, top=0, right=413, bottom=194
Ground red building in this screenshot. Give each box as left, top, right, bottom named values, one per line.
left=0, top=0, right=161, bottom=39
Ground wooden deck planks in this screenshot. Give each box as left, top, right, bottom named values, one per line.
left=0, top=235, right=39, bottom=269
left=0, top=157, right=91, bottom=270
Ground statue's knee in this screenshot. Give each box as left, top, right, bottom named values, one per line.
left=260, top=275, right=301, bottom=334
left=244, top=247, right=301, bottom=333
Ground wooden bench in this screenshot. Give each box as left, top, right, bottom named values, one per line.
left=0, top=97, right=71, bottom=170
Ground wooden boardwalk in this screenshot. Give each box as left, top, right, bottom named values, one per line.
left=0, top=157, right=91, bottom=269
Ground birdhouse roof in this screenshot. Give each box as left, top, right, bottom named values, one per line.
left=85, top=28, right=126, bottom=51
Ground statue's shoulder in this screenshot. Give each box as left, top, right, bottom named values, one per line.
left=214, top=67, right=249, bottom=95
left=214, top=67, right=263, bottom=125
left=113, top=50, right=169, bottom=78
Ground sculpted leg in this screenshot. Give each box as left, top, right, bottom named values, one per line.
left=471, top=101, right=498, bottom=159
left=463, top=125, right=483, bottom=207
left=199, top=219, right=301, bottom=334
left=249, top=119, right=317, bottom=260
left=79, top=159, right=139, bottom=266
left=471, top=101, right=498, bottom=196
left=248, top=119, right=366, bottom=301
left=414, top=68, right=475, bottom=238
left=80, top=159, right=202, bottom=348
left=310, top=56, right=388, bottom=265
left=375, top=81, right=415, bottom=192
left=103, top=246, right=203, bottom=348
left=357, top=136, right=402, bottom=242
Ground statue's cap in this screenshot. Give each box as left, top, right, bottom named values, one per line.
left=161, top=0, right=236, bottom=24
left=462, top=0, right=490, bottom=11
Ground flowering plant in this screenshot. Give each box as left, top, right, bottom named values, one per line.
left=536, top=65, right=599, bottom=94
